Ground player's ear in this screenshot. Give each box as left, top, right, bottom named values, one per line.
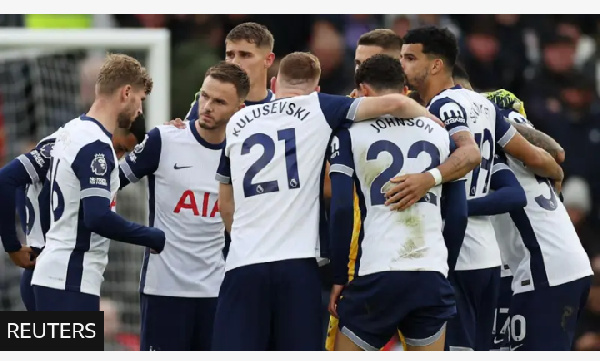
left=431, top=58, right=443, bottom=76
left=358, top=83, right=370, bottom=97
left=402, top=85, right=409, bottom=95
left=315, top=85, right=321, bottom=93
left=270, top=76, right=277, bottom=92
left=265, top=52, right=275, bottom=68
left=122, top=84, right=132, bottom=101
left=238, top=103, right=246, bottom=111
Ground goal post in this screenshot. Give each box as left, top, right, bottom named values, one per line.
left=0, top=28, right=171, bottom=130
left=0, top=28, right=170, bottom=342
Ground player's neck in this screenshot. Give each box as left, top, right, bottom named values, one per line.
left=421, top=76, right=456, bottom=106
left=371, top=89, right=397, bottom=97
left=86, top=100, right=118, bottom=135
left=195, top=120, right=225, bottom=145
left=246, top=82, right=269, bottom=103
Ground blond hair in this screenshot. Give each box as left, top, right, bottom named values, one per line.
left=278, top=52, right=321, bottom=86
left=96, top=53, right=153, bottom=95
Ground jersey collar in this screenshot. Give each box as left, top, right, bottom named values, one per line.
left=189, top=121, right=225, bottom=150
left=80, top=113, right=112, bottom=139
left=425, top=84, right=462, bottom=107
left=244, top=90, right=274, bottom=106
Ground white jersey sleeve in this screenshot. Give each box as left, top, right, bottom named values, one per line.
left=31, top=116, right=119, bottom=296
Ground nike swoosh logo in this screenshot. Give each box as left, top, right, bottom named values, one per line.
left=493, top=338, right=503, bottom=344
left=174, top=164, right=192, bottom=170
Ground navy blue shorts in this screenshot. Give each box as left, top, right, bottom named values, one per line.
left=445, top=266, right=500, bottom=351
left=212, top=258, right=322, bottom=351
left=140, top=294, right=217, bottom=351
left=20, top=268, right=35, bottom=311
left=337, top=271, right=456, bottom=350
left=509, top=276, right=591, bottom=351
left=33, top=285, right=99, bottom=311
left=490, top=274, right=513, bottom=350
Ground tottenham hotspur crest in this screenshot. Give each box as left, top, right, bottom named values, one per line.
left=91, top=153, right=108, bottom=176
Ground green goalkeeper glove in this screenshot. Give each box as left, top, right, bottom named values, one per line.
left=484, top=89, right=527, bottom=118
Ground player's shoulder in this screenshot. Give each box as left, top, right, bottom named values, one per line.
left=458, top=87, right=488, bottom=101
left=61, top=117, right=113, bottom=153
left=155, top=123, right=187, bottom=138
left=38, top=128, right=61, bottom=145
left=428, top=95, right=467, bottom=125
left=34, top=127, right=64, bottom=158
left=432, top=87, right=483, bottom=104
left=411, top=116, right=451, bottom=150
left=500, top=109, right=532, bottom=127
left=415, top=115, right=450, bottom=136
left=429, top=93, right=461, bottom=109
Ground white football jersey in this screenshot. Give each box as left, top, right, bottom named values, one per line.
left=120, top=121, right=226, bottom=297
left=492, top=111, right=592, bottom=294
left=329, top=116, right=452, bottom=276
left=31, top=115, right=119, bottom=296
left=17, top=129, right=64, bottom=249
left=216, top=92, right=361, bottom=272
left=429, top=86, right=516, bottom=271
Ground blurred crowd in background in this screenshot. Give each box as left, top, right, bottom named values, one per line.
left=0, top=13, right=600, bottom=350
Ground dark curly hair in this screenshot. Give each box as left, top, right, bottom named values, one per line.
left=354, top=54, right=405, bottom=92
left=403, top=26, right=459, bottom=70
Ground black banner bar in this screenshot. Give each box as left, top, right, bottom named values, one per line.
left=0, top=311, right=104, bottom=351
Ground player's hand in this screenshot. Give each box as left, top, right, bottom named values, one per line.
left=384, top=172, right=436, bottom=211
left=149, top=228, right=166, bottom=254
left=8, top=246, right=36, bottom=269
left=328, top=284, right=344, bottom=318
left=554, top=178, right=563, bottom=195
left=164, top=118, right=186, bottom=129
left=348, top=89, right=359, bottom=98
left=485, top=89, right=527, bottom=117
left=556, top=150, right=566, bottom=164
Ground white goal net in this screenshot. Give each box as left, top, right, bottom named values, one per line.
left=0, top=29, right=170, bottom=342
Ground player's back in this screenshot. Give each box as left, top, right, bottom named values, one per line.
left=32, top=115, right=119, bottom=295
left=348, top=116, right=451, bottom=276
left=429, top=86, right=508, bottom=270
left=19, top=127, right=68, bottom=250
left=223, top=92, right=338, bottom=271
left=495, top=112, right=592, bottom=293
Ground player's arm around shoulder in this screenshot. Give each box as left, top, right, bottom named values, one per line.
left=485, top=91, right=560, bottom=160
left=500, top=121, right=564, bottom=189
left=467, top=153, right=526, bottom=217
left=504, top=114, right=565, bottom=165
left=442, top=129, right=481, bottom=177
left=430, top=96, right=481, bottom=180
left=383, top=113, right=479, bottom=212
left=352, top=93, right=443, bottom=127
